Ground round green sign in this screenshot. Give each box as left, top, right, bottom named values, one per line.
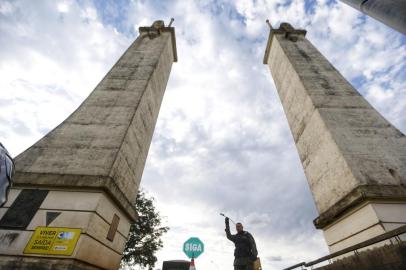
left=183, top=237, right=204, bottom=259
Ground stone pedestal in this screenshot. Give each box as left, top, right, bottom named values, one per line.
left=0, top=21, right=177, bottom=269
left=0, top=189, right=130, bottom=269
left=323, top=201, right=406, bottom=253
left=264, top=23, right=406, bottom=252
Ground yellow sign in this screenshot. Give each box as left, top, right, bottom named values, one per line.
left=24, top=227, right=81, bottom=256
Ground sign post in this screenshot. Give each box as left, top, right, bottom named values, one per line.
left=183, top=237, right=204, bottom=270
left=183, top=237, right=204, bottom=259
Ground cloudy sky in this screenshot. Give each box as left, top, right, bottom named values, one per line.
left=1, top=0, right=405, bottom=269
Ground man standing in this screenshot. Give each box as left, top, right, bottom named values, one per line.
left=0, top=143, right=14, bottom=207
left=225, top=217, right=258, bottom=270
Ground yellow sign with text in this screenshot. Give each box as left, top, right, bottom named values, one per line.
left=24, top=227, right=81, bottom=256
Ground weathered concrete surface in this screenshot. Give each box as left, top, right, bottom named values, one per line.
left=13, top=25, right=177, bottom=221
left=0, top=22, right=177, bottom=270
left=264, top=23, right=406, bottom=230
left=323, top=201, right=406, bottom=252
left=314, top=243, right=406, bottom=270
left=0, top=189, right=131, bottom=269
left=0, top=255, right=101, bottom=270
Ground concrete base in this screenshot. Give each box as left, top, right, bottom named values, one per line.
left=0, top=188, right=131, bottom=270
left=314, top=242, right=406, bottom=270
left=323, top=201, right=406, bottom=253
left=0, top=255, right=101, bottom=270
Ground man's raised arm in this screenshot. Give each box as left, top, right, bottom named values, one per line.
left=225, top=217, right=235, bottom=242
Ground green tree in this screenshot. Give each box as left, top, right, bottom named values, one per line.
left=121, top=190, right=169, bottom=270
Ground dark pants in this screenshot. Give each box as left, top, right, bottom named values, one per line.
left=234, top=257, right=253, bottom=270
left=234, top=265, right=253, bottom=270
left=234, top=264, right=253, bottom=270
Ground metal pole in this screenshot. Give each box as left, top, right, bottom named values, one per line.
left=219, top=213, right=236, bottom=224
left=168, top=18, right=174, bottom=27
left=266, top=19, right=273, bottom=30
left=340, top=0, right=406, bottom=35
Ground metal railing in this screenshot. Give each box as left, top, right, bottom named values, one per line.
left=283, top=224, right=406, bottom=270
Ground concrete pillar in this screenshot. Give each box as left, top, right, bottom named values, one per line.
left=264, top=23, right=406, bottom=253
left=340, top=0, right=406, bottom=35
left=0, top=20, right=177, bottom=269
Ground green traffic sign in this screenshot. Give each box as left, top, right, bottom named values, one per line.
left=183, top=237, right=204, bottom=259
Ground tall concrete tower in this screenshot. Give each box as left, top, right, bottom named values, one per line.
left=264, top=23, right=406, bottom=253
left=0, top=20, right=177, bottom=269
left=339, top=0, right=406, bottom=35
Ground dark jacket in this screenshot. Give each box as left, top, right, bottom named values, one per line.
left=225, top=222, right=258, bottom=259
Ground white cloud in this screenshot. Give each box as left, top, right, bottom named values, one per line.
left=57, top=1, right=70, bottom=13
left=0, top=0, right=131, bottom=156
